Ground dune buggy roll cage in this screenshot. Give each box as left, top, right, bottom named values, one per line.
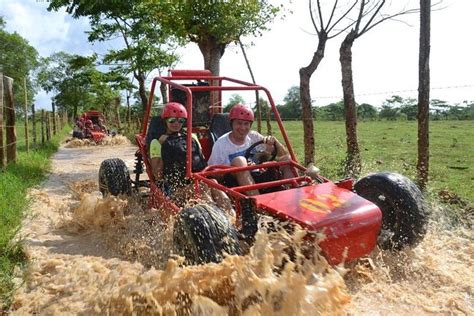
left=139, top=70, right=325, bottom=218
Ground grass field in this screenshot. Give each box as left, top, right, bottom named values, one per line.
left=270, top=120, right=473, bottom=204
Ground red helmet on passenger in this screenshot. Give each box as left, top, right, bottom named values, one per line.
left=161, top=102, right=187, bottom=119
left=229, top=104, right=254, bottom=121
left=85, top=119, right=93, bottom=127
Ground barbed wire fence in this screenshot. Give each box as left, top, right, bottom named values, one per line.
left=0, top=73, right=68, bottom=170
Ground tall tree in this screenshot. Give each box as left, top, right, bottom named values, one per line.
left=299, top=0, right=357, bottom=166
left=417, top=0, right=431, bottom=189
left=339, top=1, right=417, bottom=177
left=48, top=0, right=179, bottom=110
left=150, top=0, right=280, bottom=75
left=0, top=20, right=39, bottom=112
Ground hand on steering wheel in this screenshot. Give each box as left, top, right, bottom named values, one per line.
left=244, top=139, right=278, bottom=165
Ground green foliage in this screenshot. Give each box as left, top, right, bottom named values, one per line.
left=357, top=103, right=378, bottom=120
left=152, top=0, right=280, bottom=45
left=37, top=52, right=120, bottom=117
left=277, top=86, right=301, bottom=119
left=48, top=0, right=179, bottom=109
left=316, top=101, right=345, bottom=121
left=0, top=22, right=39, bottom=111
left=224, top=94, right=246, bottom=112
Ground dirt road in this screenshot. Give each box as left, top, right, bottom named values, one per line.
left=11, top=142, right=473, bottom=315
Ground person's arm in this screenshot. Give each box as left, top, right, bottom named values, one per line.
left=150, top=139, right=163, bottom=180
left=263, top=135, right=288, bottom=157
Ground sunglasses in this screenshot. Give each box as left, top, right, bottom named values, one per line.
left=166, top=117, right=186, bottom=124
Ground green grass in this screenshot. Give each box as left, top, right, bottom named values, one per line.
left=269, top=120, right=473, bottom=204
left=0, top=123, right=70, bottom=309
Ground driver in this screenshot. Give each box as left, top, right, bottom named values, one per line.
left=208, top=104, right=293, bottom=195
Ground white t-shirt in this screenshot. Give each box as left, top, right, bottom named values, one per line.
left=208, top=131, right=263, bottom=165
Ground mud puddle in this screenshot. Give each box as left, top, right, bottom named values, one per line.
left=9, top=143, right=473, bottom=315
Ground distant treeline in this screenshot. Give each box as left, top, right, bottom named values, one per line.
left=274, top=94, right=474, bottom=121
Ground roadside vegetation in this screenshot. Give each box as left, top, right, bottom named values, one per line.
left=0, top=125, right=70, bottom=308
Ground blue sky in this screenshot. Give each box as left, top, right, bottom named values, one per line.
left=1, top=0, right=473, bottom=110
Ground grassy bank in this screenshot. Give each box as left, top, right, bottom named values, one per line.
left=0, top=125, right=70, bottom=308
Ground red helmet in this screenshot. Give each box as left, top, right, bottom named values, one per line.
left=229, top=104, right=254, bottom=121
left=161, top=102, right=187, bottom=119
left=85, top=119, right=93, bottom=127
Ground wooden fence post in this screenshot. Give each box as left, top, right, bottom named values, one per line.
left=46, top=112, right=51, bottom=141
left=24, top=77, right=29, bottom=153
left=32, top=103, right=37, bottom=145
left=0, top=73, right=5, bottom=169
left=41, top=109, right=45, bottom=145
left=52, top=101, right=57, bottom=135
left=4, top=75, right=17, bottom=164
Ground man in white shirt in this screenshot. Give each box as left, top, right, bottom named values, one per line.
left=208, top=104, right=293, bottom=195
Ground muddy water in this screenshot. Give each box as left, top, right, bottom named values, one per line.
left=11, top=143, right=473, bottom=315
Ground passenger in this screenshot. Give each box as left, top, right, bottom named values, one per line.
left=149, top=102, right=233, bottom=214
left=208, top=104, right=294, bottom=195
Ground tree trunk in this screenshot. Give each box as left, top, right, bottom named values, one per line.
left=238, top=40, right=261, bottom=133
left=136, top=71, right=148, bottom=111
left=115, top=97, right=122, bottom=130
left=417, top=0, right=431, bottom=190
left=197, top=36, right=226, bottom=111
left=126, top=90, right=131, bottom=132
left=197, top=36, right=226, bottom=75
left=340, top=31, right=361, bottom=177
left=299, top=33, right=327, bottom=166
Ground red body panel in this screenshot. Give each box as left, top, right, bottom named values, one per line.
left=254, top=182, right=382, bottom=264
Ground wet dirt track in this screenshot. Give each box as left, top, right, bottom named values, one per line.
left=10, top=140, right=473, bottom=315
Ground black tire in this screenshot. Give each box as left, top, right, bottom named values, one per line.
left=354, top=172, right=428, bottom=250
left=98, top=158, right=132, bottom=196
left=173, top=204, right=241, bottom=264
left=72, top=130, right=83, bottom=139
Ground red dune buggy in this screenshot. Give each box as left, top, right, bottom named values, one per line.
left=98, top=70, right=428, bottom=265
left=73, top=110, right=109, bottom=143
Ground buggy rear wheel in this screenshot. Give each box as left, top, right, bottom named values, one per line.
left=354, top=172, right=429, bottom=250
left=72, top=130, right=83, bottom=139
left=173, top=204, right=241, bottom=264
left=99, top=158, right=132, bottom=197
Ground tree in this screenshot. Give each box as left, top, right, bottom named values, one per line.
left=417, top=0, right=431, bottom=189
left=278, top=86, right=302, bottom=120
left=357, top=103, right=378, bottom=120
left=48, top=0, right=179, bottom=110
left=317, top=101, right=345, bottom=121
left=37, top=52, right=121, bottom=120
left=224, top=94, right=246, bottom=112
left=151, top=0, right=280, bottom=75
left=0, top=20, right=39, bottom=112
left=339, top=1, right=417, bottom=177
left=299, top=0, right=357, bottom=165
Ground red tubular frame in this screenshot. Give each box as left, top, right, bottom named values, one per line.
left=139, top=72, right=311, bottom=220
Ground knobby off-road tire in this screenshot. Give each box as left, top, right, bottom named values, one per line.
left=354, top=172, right=429, bottom=250
left=98, top=158, right=132, bottom=197
left=72, top=130, right=83, bottom=139
left=173, top=204, right=241, bottom=264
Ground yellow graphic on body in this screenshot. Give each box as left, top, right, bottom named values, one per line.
left=300, top=194, right=347, bottom=214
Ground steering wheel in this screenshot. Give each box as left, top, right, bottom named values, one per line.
left=244, top=139, right=277, bottom=165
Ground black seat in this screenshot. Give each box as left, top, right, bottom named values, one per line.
left=209, top=113, right=231, bottom=144
left=146, top=116, right=167, bottom=149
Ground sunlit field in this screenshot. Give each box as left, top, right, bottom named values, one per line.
left=269, top=120, right=473, bottom=204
